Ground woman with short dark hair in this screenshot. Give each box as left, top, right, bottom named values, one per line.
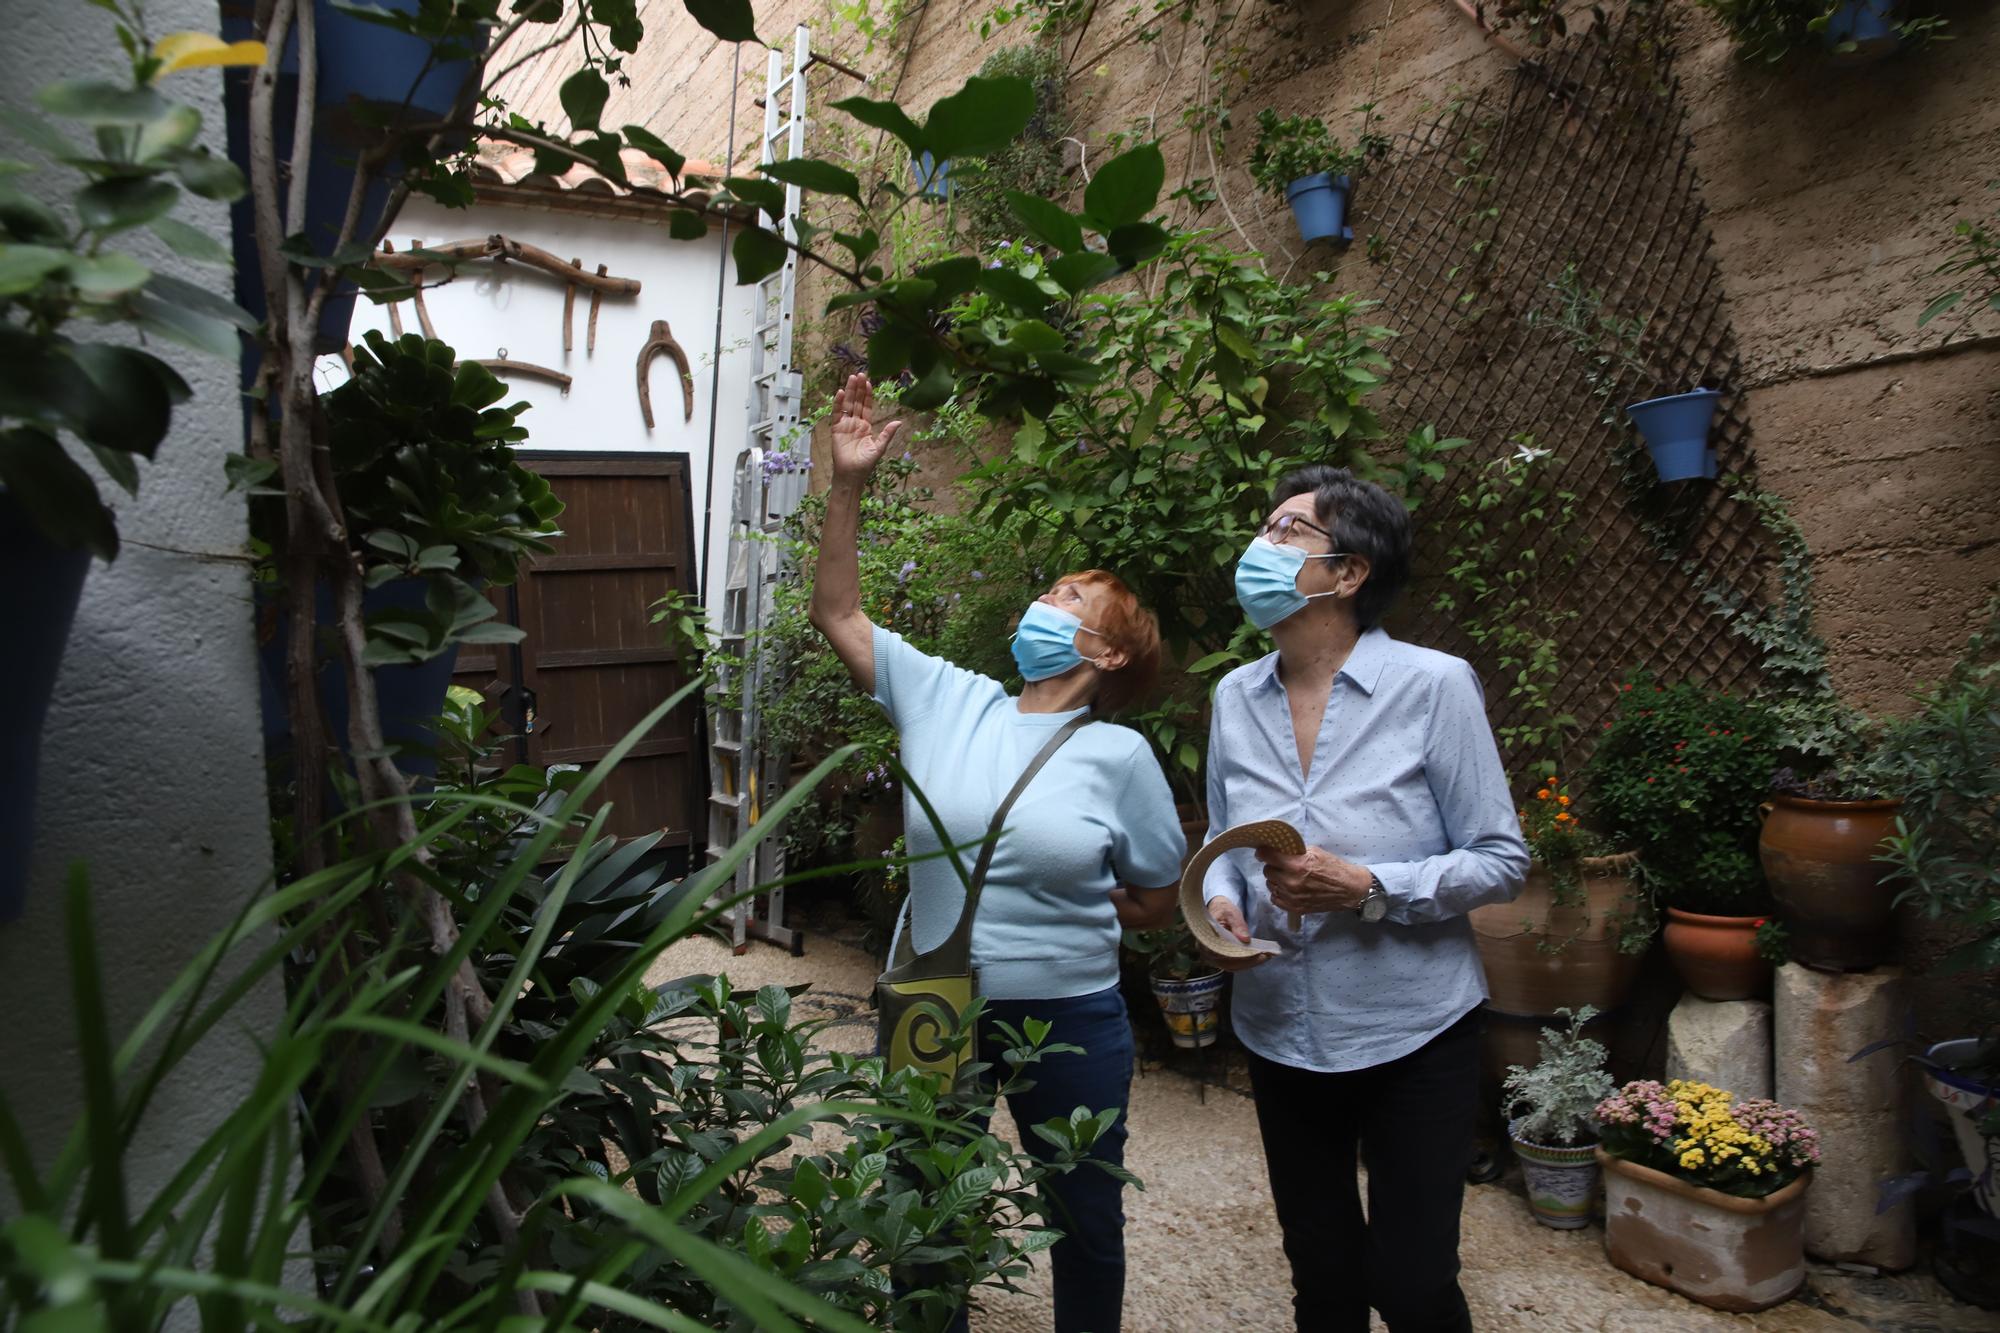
left=1200, top=463, right=1528, bottom=1333
left=809, top=374, right=1184, bottom=1333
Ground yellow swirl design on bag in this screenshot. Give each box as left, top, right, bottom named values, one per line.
left=884, top=976, right=973, bottom=1075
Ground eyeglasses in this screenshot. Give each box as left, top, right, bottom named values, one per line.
left=1259, top=512, right=1341, bottom=552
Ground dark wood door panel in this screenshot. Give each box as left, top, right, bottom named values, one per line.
left=511, top=453, right=702, bottom=847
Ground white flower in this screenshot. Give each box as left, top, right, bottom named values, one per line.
left=1511, top=440, right=1551, bottom=464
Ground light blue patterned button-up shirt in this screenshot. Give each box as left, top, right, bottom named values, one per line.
left=1203, top=626, right=1529, bottom=1073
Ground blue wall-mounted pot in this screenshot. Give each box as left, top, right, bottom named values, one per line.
left=255, top=576, right=468, bottom=786
left=1625, top=388, right=1723, bottom=482
left=912, top=150, right=953, bottom=201
left=0, top=493, right=91, bottom=922
left=1285, top=173, right=1354, bottom=246
left=221, top=0, right=486, bottom=364
left=1822, top=0, right=1901, bottom=58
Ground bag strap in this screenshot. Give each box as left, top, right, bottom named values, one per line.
left=890, top=712, right=1092, bottom=969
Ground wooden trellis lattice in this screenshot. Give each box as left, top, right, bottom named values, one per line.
left=1358, top=10, right=1774, bottom=767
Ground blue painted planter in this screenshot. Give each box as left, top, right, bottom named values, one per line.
left=1822, top=0, right=1901, bottom=56
left=1625, top=388, right=1722, bottom=482
left=912, top=150, right=953, bottom=201
left=1285, top=172, right=1354, bottom=246
left=0, top=493, right=91, bottom=923
left=222, top=0, right=485, bottom=361
left=256, top=577, right=467, bottom=785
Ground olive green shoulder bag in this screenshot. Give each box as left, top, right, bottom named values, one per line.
left=876, top=714, right=1091, bottom=1078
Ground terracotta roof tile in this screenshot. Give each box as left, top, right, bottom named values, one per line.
left=470, top=141, right=753, bottom=221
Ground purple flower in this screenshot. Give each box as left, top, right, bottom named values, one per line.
left=897, top=559, right=916, bottom=583
left=970, top=569, right=984, bottom=581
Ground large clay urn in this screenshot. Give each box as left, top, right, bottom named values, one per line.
left=1758, top=796, right=1902, bottom=971
left=1663, top=909, right=1770, bottom=1001
left=1472, top=854, right=1644, bottom=1017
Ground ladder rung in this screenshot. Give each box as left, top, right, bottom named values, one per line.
left=709, top=792, right=743, bottom=810
left=711, top=738, right=742, bottom=753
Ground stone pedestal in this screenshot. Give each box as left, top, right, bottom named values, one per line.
left=1666, top=995, right=1773, bottom=1099
left=1773, top=963, right=1915, bottom=1270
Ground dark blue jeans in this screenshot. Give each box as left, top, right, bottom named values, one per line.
left=951, top=985, right=1135, bottom=1333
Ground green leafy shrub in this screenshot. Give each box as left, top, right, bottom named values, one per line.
left=952, top=45, right=1074, bottom=252
left=958, top=234, right=1400, bottom=672
left=0, top=22, right=256, bottom=558
left=1502, top=1006, right=1616, bottom=1147
left=1586, top=676, right=1781, bottom=915
left=1693, top=0, right=1947, bottom=62
left=1432, top=440, right=1580, bottom=771
left=1872, top=598, right=2000, bottom=989
left=1248, top=110, right=1363, bottom=199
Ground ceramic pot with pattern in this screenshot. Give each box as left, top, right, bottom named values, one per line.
left=1150, top=971, right=1225, bottom=1050
left=1508, top=1121, right=1600, bottom=1229
left=1757, top=795, right=1902, bottom=972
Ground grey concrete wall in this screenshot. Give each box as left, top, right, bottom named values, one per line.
left=0, top=0, right=280, bottom=1250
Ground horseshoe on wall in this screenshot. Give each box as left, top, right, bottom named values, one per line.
left=636, top=319, right=694, bottom=427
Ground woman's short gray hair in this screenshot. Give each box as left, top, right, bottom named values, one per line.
left=1270, top=464, right=1412, bottom=628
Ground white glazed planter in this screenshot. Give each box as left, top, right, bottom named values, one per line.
left=1925, top=1039, right=1998, bottom=1216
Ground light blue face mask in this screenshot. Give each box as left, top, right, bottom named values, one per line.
left=1011, top=601, right=1104, bottom=682
left=1234, top=536, right=1348, bottom=630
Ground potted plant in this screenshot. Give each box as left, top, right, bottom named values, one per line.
left=1692, top=0, right=1948, bottom=63
left=1474, top=774, right=1646, bottom=1019
left=240, top=331, right=561, bottom=779
left=1125, top=925, right=1225, bottom=1050
left=1249, top=109, right=1362, bottom=247
left=1595, top=1079, right=1820, bottom=1311
left=1501, top=1005, right=1618, bottom=1229
left=0, top=36, right=260, bottom=919
left=1586, top=677, right=1783, bottom=1000
left=1530, top=265, right=1725, bottom=484
left=1758, top=759, right=1904, bottom=972
left=1869, top=598, right=2000, bottom=1223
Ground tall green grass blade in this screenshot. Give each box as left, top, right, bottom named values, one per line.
left=63, top=866, right=132, bottom=1267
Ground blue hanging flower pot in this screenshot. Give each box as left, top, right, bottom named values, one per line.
left=0, top=493, right=91, bottom=922
left=1821, top=0, right=1901, bottom=59
left=1285, top=173, right=1354, bottom=247
left=222, top=0, right=486, bottom=360
left=1625, top=388, right=1723, bottom=483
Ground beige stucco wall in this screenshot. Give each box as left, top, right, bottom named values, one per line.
left=492, top=0, right=1999, bottom=712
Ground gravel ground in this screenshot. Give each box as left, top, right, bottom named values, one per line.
left=647, top=924, right=1997, bottom=1333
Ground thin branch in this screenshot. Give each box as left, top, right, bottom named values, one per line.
left=485, top=14, right=586, bottom=88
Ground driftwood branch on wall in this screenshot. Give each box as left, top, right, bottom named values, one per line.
left=374, top=233, right=642, bottom=295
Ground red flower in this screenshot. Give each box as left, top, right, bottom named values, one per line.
left=1646, top=776, right=1655, bottom=783
left=1755, top=918, right=1767, bottom=928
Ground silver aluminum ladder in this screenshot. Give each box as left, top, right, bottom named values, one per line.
left=705, top=26, right=813, bottom=954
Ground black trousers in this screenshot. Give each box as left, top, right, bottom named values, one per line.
left=1245, top=1007, right=1482, bottom=1333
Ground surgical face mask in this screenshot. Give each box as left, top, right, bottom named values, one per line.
left=1011, top=600, right=1104, bottom=682
left=1234, top=537, right=1348, bottom=630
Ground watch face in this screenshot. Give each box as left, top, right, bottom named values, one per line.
left=1361, top=891, right=1388, bottom=922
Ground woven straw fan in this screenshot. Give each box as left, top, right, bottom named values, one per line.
left=1177, top=819, right=1301, bottom=961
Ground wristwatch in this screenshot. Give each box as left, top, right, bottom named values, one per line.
left=1356, top=873, right=1389, bottom=922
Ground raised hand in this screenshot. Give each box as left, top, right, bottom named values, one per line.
left=829, top=372, right=903, bottom=484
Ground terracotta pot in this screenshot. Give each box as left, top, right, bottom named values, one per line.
left=1598, top=1151, right=1809, bottom=1313
left=1472, top=854, right=1644, bottom=1017
left=1663, top=909, right=1771, bottom=1001
left=1509, top=1122, right=1600, bottom=1229
left=1758, top=795, right=1902, bottom=972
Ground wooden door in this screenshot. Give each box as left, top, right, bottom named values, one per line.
left=451, top=453, right=703, bottom=848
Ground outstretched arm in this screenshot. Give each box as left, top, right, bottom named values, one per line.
left=808, top=373, right=903, bottom=694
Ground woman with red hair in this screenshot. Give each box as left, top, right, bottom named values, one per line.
left=810, top=374, right=1183, bottom=1333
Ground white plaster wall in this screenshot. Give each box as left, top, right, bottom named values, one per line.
left=0, top=0, right=280, bottom=1262
left=338, top=197, right=764, bottom=610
